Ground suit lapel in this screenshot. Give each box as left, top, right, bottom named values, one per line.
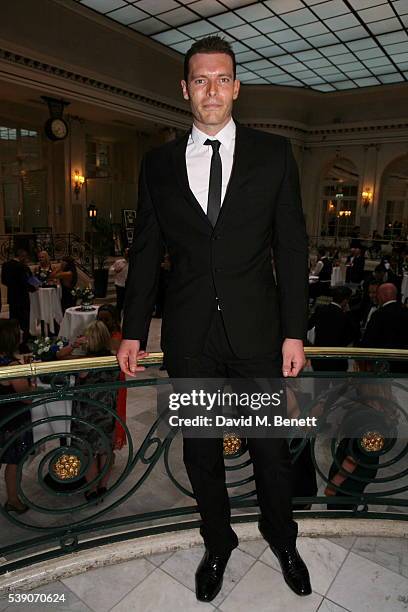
left=170, top=123, right=253, bottom=232
left=171, top=131, right=213, bottom=229
left=214, top=124, right=253, bottom=230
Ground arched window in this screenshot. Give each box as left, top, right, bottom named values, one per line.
left=320, top=159, right=359, bottom=238
left=379, top=156, right=408, bottom=240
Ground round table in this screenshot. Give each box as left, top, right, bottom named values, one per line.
left=59, top=306, right=98, bottom=342
left=31, top=377, right=74, bottom=444
left=30, top=286, right=63, bottom=336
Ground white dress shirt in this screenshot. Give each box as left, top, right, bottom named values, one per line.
left=186, top=118, right=236, bottom=213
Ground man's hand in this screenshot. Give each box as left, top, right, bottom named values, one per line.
left=117, top=339, right=149, bottom=376
left=282, top=338, right=306, bottom=377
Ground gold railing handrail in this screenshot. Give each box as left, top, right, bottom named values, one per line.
left=0, top=348, right=407, bottom=380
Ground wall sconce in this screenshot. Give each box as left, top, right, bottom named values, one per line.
left=87, top=202, right=97, bottom=221
left=338, top=210, right=352, bottom=217
left=73, top=170, right=85, bottom=200
left=362, top=188, right=373, bottom=209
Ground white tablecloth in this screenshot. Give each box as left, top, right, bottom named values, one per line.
left=331, top=266, right=346, bottom=286
left=402, top=274, right=408, bottom=304
left=30, top=287, right=63, bottom=335
left=31, top=377, right=74, bottom=444
left=59, top=306, right=98, bottom=342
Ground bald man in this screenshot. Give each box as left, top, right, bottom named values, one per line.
left=361, top=283, right=408, bottom=373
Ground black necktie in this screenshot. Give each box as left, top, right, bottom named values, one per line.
left=205, top=139, right=222, bottom=227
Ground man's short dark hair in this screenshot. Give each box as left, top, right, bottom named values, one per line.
left=184, top=35, right=236, bottom=83
left=331, top=286, right=352, bottom=304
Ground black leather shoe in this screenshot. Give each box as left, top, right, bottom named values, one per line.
left=195, top=550, right=231, bottom=602
left=269, top=544, right=312, bottom=596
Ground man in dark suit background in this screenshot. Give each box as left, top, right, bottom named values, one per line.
left=1, top=248, right=37, bottom=352
left=361, top=283, right=408, bottom=373
left=118, top=36, right=311, bottom=601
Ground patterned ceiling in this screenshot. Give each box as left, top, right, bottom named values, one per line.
left=74, top=0, right=408, bottom=91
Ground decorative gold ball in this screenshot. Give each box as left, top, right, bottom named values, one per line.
left=53, top=454, right=81, bottom=480
left=360, top=431, right=385, bottom=452
left=223, top=433, right=242, bottom=456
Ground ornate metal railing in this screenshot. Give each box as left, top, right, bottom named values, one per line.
left=0, top=348, right=407, bottom=576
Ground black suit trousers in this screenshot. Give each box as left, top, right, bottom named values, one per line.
left=165, top=308, right=298, bottom=554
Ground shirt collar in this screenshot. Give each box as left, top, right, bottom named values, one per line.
left=190, top=117, right=236, bottom=152
left=382, top=300, right=397, bottom=307
left=331, top=301, right=342, bottom=309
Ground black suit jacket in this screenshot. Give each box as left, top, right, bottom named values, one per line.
left=361, top=301, right=408, bottom=350
left=123, top=124, right=309, bottom=359
left=308, top=303, right=359, bottom=348
left=1, top=259, right=33, bottom=307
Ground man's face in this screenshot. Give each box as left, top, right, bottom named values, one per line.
left=181, top=53, right=240, bottom=132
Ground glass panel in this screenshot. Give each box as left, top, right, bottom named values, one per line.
left=393, top=52, right=408, bottom=63
left=227, top=24, right=259, bottom=38
left=384, top=41, right=408, bottom=55
left=320, top=43, right=349, bottom=56
left=304, top=58, right=332, bottom=68
left=256, top=66, right=287, bottom=76
left=235, top=50, right=261, bottom=62
left=170, top=40, right=195, bottom=52
left=179, top=20, right=218, bottom=36
left=281, top=8, right=316, bottom=27
left=369, top=64, right=399, bottom=75
left=378, top=73, right=404, bottom=83
left=306, top=32, right=338, bottom=46
left=359, top=4, right=395, bottom=21
left=334, top=80, right=358, bottom=88
left=230, top=41, right=247, bottom=53
left=295, top=21, right=330, bottom=36
left=263, top=0, right=304, bottom=14
left=336, top=60, right=364, bottom=70
left=222, top=0, right=258, bottom=7
left=338, top=26, right=368, bottom=41
left=348, top=0, right=383, bottom=8
left=242, top=59, right=272, bottom=70
left=135, top=0, right=179, bottom=13
left=236, top=3, right=271, bottom=20
left=108, top=5, right=146, bottom=24
left=353, top=76, right=380, bottom=86
left=160, top=7, right=197, bottom=26
left=392, top=0, right=408, bottom=15
left=312, top=0, right=349, bottom=19
left=271, top=54, right=298, bottom=65
left=130, top=18, right=167, bottom=34
left=363, top=56, right=393, bottom=68
left=209, top=12, right=244, bottom=27
left=324, top=13, right=360, bottom=30
left=184, top=0, right=227, bottom=17
left=257, top=44, right=282, bottom=56
left=244, top=77, right=268, bottom=83
left=81, top=0, right=126, bottom=12
left=268, top=29, right=300, bottom=43
left=281, top=39, right=312, bottom=52
left=332, top=52, right=359, bottom=64
left=318, top=66, right=344, bottom=75
left=342, top=68, right=372, bottom=77
left=246, top=35, right=273, bottom=49
left=153, top=30, right=189, bottom=44
left=301, top=76, right=325, bottom=84
left=292, top=69, right=316, bottom=77
left=355, top=47, right=384, bottom=59
left=369, top=18, right=401, bottom=35
left=376, top=30, right=407, bottom=45
left=313, top=83, right=336, bottom=91
left=254, top=16, right=287, bottom=33
left=294, top=49, right=322, bottom=60
left=347, top=37, right=377, bottom=51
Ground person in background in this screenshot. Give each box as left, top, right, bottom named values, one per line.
left=35, top=251, right=54, bottom=285
left=309, top=246, right=333, bottom=302
left=361, top=283, right=408, bottom=373
left=110, top=249, right=129, bottom=320
left=357, top=280, right=380, bottom=336
left=97, top=304, right=130, bottom=451
left=71, top=321, right=119, bottom=502
left=49, top=256, right=78, bottom=313
left=345, top=245, right=365, bottom=285
left=1, top=249, right=38, bottom=352
left=0, top=319, right=36, bottom=514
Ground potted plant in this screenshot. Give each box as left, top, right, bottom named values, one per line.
left=92, top=218, right=113, bottom=298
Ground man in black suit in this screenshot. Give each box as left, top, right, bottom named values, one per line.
left=361, top=283, right=408, bottom=373
left=1, top=248, right=36, bottom=351
left=345, top=245, right=365, bottom=284
left=118, top=36, right=311, bottom=601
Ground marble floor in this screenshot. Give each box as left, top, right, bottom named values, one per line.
left=1, top=534, right=408, bottom=612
